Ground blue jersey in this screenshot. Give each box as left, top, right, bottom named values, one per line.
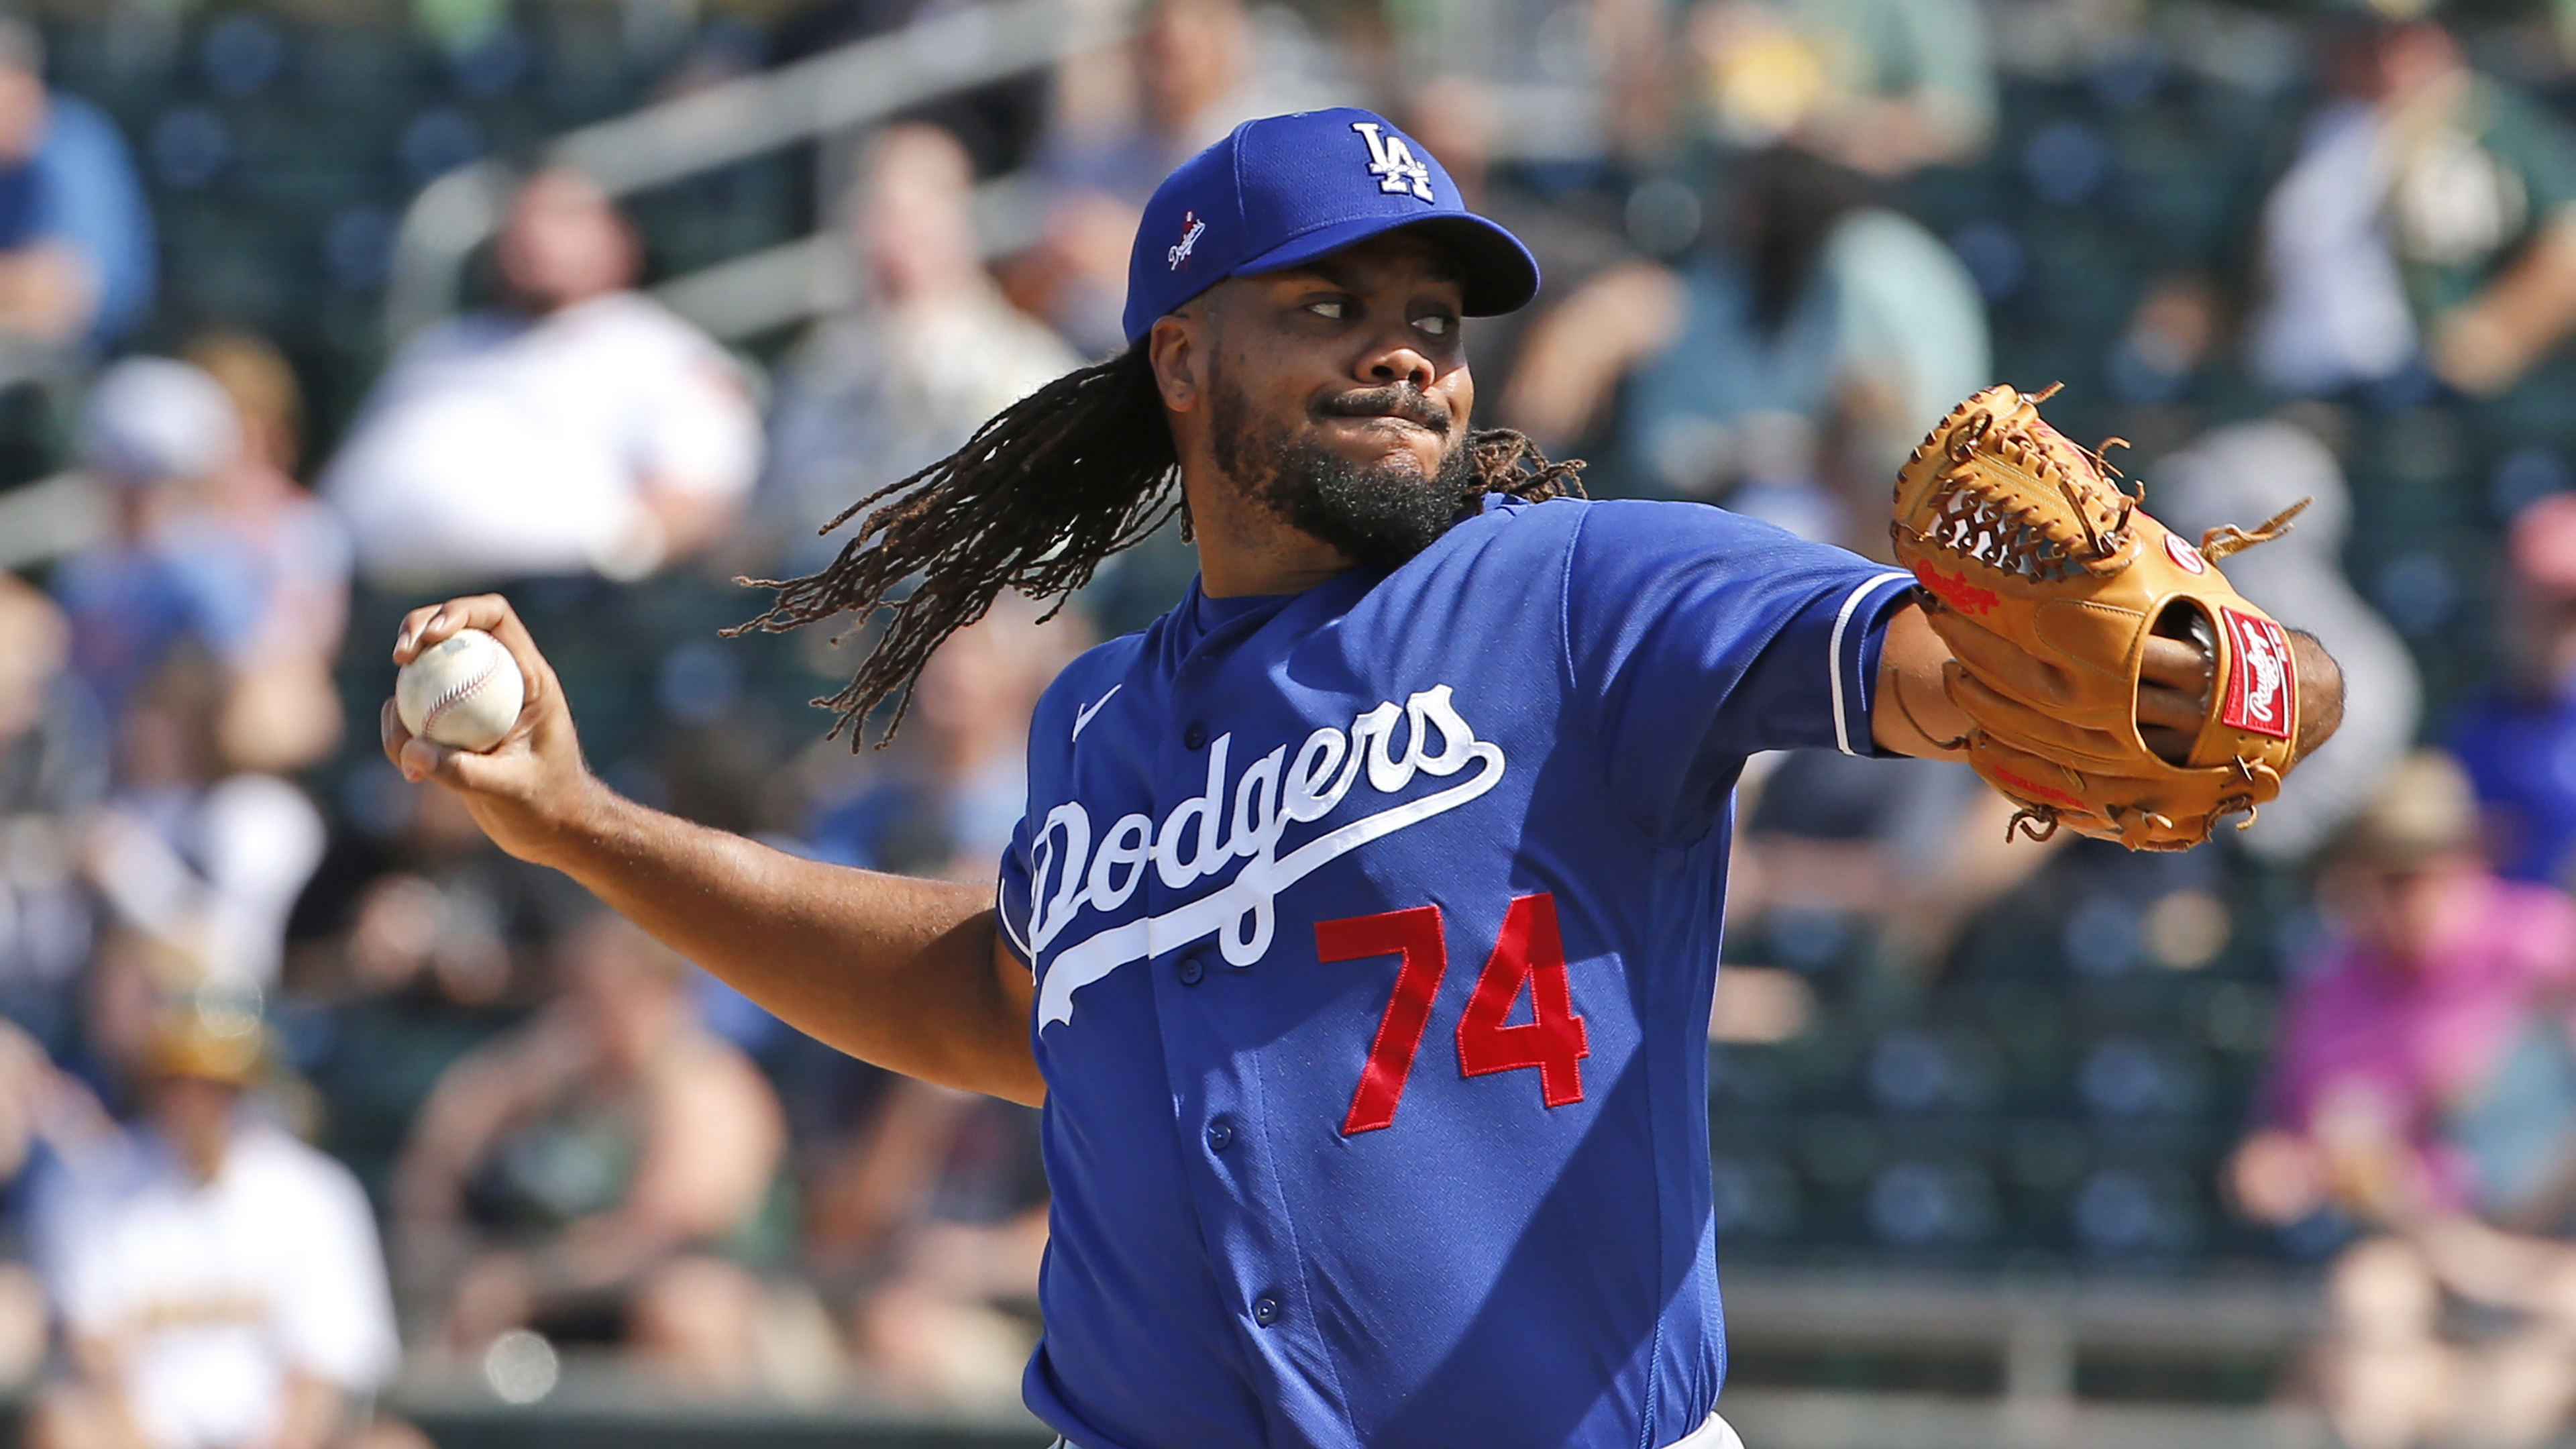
left=998, top=495, right=1914, bottom=1449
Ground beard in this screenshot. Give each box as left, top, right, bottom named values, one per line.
left=1210, top=369, right=1479, bottom=571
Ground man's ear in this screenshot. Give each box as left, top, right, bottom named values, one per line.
left=1148, top=310, right=1203, bottom=413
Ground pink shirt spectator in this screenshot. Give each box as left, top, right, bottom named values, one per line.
left=2263, top=873, right=2576, bottom=1206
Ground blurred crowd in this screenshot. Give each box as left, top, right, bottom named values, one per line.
left=6, top=0, right=2576, bottom=1442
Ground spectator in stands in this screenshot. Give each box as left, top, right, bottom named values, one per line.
left=2294, top=1231, right=2576, bottom=1449
left=180, top=335, right=347, bottom=777
left=2153, top=417, right=2420, bottom=863
left=323, top=168, right=763, bottom=588
left=184, top=334, right=345, bottom=652
left=2451, top=494, right=2576, bottom=889
left=1023, top=0, right=1344, bottom=354
left=50, top=360, right=250, bottom=718
left=834, top=1082, right=1047, bottom=1405
left=46, top=354, right=344, bottom=777
left=185, top=333, right=301, bottom=484
left=804, top=594, right=1079, bottom=882
left=0, top=1016, right=112, bottom=1393
left=788, top=600, right=1065, bottom=1401
left=757, top=124, right=1081, bottom=575
left=2247, top=14, right=2576, bottom=398
left=1688, top=0, right=1997, bottom=176
left=2232, top=751, right=2576, bottom=1231
left=28, top=998, right=408, bottom=1449
left=392, top=910, right=788, bottom=1390
left=0, top=11, right=152, bottom=350
left=2230, top=753, right=2576, bottom=1447
left=0, top=577, right=105, bottom=1050
left=1507, top=144, right=1986, bottom=541
left=1395, top=77, right=1638, bottom=431
left=769, top=0, right=1049, bottom=176
left=284, top=777, right=561, bottom=1203
left=1036, top=0, right=1311, bottom=201
left=78, top=648, right=326, bottom=995
left=1724, top=752, right=2031, bottom=977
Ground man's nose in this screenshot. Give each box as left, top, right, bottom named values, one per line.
left=1360, top=339, right=1436, bottom=392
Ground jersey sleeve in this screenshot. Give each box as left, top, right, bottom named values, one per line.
left=1562, top=499, right=1915, bottom=843
left=997, top=810, right=1037, bottom=969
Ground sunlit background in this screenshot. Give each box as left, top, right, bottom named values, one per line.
left=1, top=0, right=2573, bottom=1445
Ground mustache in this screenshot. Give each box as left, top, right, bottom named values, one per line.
left=1316, top=385, right=1452, bottom=435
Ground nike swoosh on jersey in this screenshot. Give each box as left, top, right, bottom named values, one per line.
left=1071, top=685, right=1122, bottom=742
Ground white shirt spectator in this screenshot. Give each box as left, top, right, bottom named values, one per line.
left=762, top=290, right=1080, bottom=574
left=2248, top=102, right=2420, bottom=395
left=323, top=292, right=761, bottom=586
left=38, top=1124, right=400, bottom=1449
left=87, top=773, right=327, bottom=990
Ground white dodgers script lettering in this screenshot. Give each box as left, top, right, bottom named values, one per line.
left=1027, top=685, right=1505, bottom=1028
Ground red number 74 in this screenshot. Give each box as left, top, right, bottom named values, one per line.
left=1319, top=893, right=1589, bottom=1136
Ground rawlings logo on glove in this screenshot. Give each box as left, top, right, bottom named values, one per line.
left=1890, top=384, right=2308, bottom=851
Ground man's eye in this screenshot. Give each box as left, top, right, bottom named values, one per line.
left=1307, top=300, right=1347, bottom=320
left=1416, top=314, right=1452, bottom=336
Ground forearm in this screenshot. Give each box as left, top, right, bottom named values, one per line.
left=546, top=786, right=1038, bottom=1102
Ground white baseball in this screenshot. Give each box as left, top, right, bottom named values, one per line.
left=396, top=628, right=526, bottom=753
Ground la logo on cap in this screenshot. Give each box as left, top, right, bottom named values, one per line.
left=1351, top=122, right=1433, bottom=203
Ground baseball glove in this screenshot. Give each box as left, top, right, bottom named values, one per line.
left=1890, top=383, right=2307, bottom=851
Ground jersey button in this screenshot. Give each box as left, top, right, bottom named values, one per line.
left=1252, top=1295, right=1281, bottom=1327
left=1183, top=722, right=1208, bottom=750
left=1205, top=1118, right=1234, bottom=1152
left=1179, top=956, right=1205, bottom=985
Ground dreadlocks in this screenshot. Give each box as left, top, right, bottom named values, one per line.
left=731, top=344, right=1587, bottom=746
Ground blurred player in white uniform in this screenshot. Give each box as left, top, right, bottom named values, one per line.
left=27, top=1003, right=408, bottom=1449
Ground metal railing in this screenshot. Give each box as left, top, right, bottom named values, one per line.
left=382, top=0, right=1123, bottom=344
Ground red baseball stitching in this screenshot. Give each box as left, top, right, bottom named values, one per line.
left=421, top=643, right=503, bottom=737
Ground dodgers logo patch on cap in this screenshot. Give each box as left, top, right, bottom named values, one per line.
left=1169, top=211, right=1207, bottom=271
left=1120, top=107, right=1540, bottom=344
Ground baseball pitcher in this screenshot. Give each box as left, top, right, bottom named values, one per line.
left=384, top=109, right=2345, bottom=1449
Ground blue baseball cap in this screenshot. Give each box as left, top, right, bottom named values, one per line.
left=1121, top=107, right=1541, bottom=345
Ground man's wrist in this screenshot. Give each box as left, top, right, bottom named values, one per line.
left=520, top=770, right=635, bottom=875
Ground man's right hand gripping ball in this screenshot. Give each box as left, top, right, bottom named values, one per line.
left=380, top=595, right=600, bottom=868
left=1891, top=384, right=2310, bottom=851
